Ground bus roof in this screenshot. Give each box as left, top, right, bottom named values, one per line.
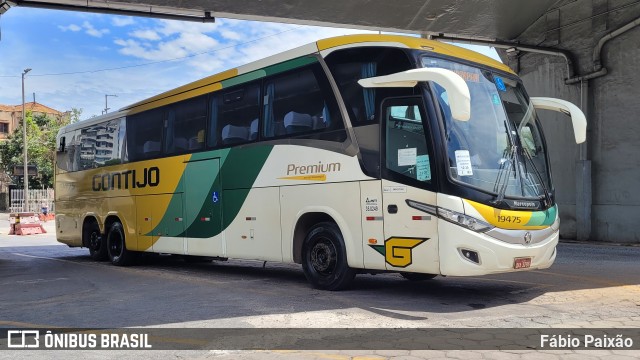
left=121, top=34, right=513, bottom=115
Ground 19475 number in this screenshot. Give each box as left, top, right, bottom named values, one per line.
left=497, top=215, right=521, bottom=223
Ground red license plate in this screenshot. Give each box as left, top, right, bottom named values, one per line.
left=513, top=257, right=532, bottom=269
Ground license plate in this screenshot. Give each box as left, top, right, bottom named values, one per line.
left=513, top=257, right=532, bottom=269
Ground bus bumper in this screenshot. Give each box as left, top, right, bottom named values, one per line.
left=438, top=219, right=558, bottom=276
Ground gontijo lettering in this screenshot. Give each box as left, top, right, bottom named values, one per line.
left=92, top=167, right=160, bottom=191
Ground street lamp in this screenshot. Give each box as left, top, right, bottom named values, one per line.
left=21, top=68, right=31, bottom=212
left=104, top=94, right=117, bottom=114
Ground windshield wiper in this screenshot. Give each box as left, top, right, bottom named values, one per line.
left=492, top=143, right=517, bottom=205
left=517, top=99, right=552, bottom=207
left=522, top=148, right=552, bottom=208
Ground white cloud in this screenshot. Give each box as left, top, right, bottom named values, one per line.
left=115, top=30, right=219, bottom=62
left=82, top=21, right=110, bottom=38
left=220, top=29, right=242, bottom=41
left=113, top=18, right=372, bottom=77
left=58, top=24, right=81, bottom=32
left=111, top=16, right=136, bottom=27
left=129, top=29, right=161, bottom=41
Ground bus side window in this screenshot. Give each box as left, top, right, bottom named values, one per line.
left=216, top=82, right=261, bottom=146
left=164, top=95, right=207, bottom=155
left=126, top=108, right=164, bottom=161
left=262, top=63, right=344, bottom=141
left=383, top=99, right=434, bottom=185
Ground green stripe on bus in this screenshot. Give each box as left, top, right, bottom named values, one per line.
left=159, top=145, right=273, bottom=239
left=221, top=70, right=267, bottom=88
left=525, top=205, right=557, bottom=226
left=220, top=56, right=318, bottom=89
left=220, top=146, right=273, bottom=230
left=263, top=56, right=318, bottom=76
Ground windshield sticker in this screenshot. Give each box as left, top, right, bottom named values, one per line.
left=453, top=70, right=480, bottom=83
left=495, top=77, right=506, bottom=92
left=398, top=148, right=417, bottom=166
left=492, top=94, right=501, bottom=105
left=416, top=155, right=431, bottom=181
left=455, top=150, right=473, bottom=176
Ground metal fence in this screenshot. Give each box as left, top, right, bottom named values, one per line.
left=9, top=188, right=55, bottom=214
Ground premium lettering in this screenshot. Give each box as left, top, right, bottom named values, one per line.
left=92, top=167, right=160, bottom=191
left=286, top=161, right=341, bottom=176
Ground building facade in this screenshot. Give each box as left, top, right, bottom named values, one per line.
left=0, top=102, right=66, bottom=141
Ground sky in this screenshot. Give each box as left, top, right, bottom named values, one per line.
left=0, top=7, right=500, bottom=119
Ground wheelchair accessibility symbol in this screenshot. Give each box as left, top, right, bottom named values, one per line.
left=212, top=191, right=220, bottom=203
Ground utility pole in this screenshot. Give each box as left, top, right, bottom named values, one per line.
left=21, top=68, right=31, bottom=212
left=104, top=94, right=117, bottom=114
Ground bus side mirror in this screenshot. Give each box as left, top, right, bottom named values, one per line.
left=530, top=97, right=587, bottom=144
left=358, top=68, right=471, bottom=121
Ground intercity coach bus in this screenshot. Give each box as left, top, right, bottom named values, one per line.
left=55, top=34, right=586, bottom=290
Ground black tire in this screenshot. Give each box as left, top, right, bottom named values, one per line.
left=400, top=272, right=437, bottom=281
left=107, top=221, right=134, bottom=266
left=85, top=221, right=108, bottom=261
left=302, top=222, right=356, bottom=291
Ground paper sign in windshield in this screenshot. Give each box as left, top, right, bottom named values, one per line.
left=398, top=148, right=417, bottom=166
left=455, top=150, right=473, bottom=176
left=416, top=155, right=431, bottom=181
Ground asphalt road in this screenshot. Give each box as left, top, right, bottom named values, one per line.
left=0, top=223, right=639, bottom=358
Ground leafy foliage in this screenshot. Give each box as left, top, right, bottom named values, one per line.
left=0, top=108, right=80, bottom=188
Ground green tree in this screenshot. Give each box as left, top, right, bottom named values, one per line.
left=0, top=108, right=79, bottom=188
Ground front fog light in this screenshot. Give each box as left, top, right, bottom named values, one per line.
left=459, top=248, right=480, bottom=264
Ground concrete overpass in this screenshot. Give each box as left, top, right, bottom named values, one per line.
left=2, top=0, right=640, bottom=243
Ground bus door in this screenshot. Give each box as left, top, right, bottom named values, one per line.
left=184, top=157, right=224, bottom=257
left=380, top=98, right=440, bottom=275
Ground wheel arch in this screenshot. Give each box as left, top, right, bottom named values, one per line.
left=104, top=212, right=133, bottom=250
left=291, top=207, right=363, bottom=269
left=81, top=214, right=101, bottom=248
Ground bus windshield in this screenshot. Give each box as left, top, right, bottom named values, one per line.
left=421, top=57, right=551, bottom=200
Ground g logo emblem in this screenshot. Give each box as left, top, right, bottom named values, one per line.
left=524, top=232, right=532, bottom=244
left=370, top=237, right=427, bottom=268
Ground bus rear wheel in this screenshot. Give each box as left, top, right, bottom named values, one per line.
left=302, top=222, right=356, bottom=291
left=107, top=221, right=134, bottom=266
left=86, top=222, right=107, bottom=261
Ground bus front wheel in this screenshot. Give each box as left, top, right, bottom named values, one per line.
left=302, top=222, right=356, bottom=291
left=107, top=221, right=134, bottom=266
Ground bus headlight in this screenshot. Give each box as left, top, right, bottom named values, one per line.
left=437, top=208, right=494, bottom=233
left=405, top=199, right=494, bottom=233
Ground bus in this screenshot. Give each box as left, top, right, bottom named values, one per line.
left=55, top=34, right=586, bottom=290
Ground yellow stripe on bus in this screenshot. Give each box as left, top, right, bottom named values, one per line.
left=316, top=34, right=514, bottom=74
left=465, top=200, right=548, bottom=230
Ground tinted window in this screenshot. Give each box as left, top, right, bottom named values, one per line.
left=56, top=130, right=79, bottom=172
left=127, top=108, right=164, bottom=161
left=326, top=48, right=414, bottom=126
left=263, top=64, right=341, bottom=139
left=79, top=118, right=125, bottom=169
left=165, top=96, right=207, bottom=154
left=214, top=83, right=261, bottom=146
